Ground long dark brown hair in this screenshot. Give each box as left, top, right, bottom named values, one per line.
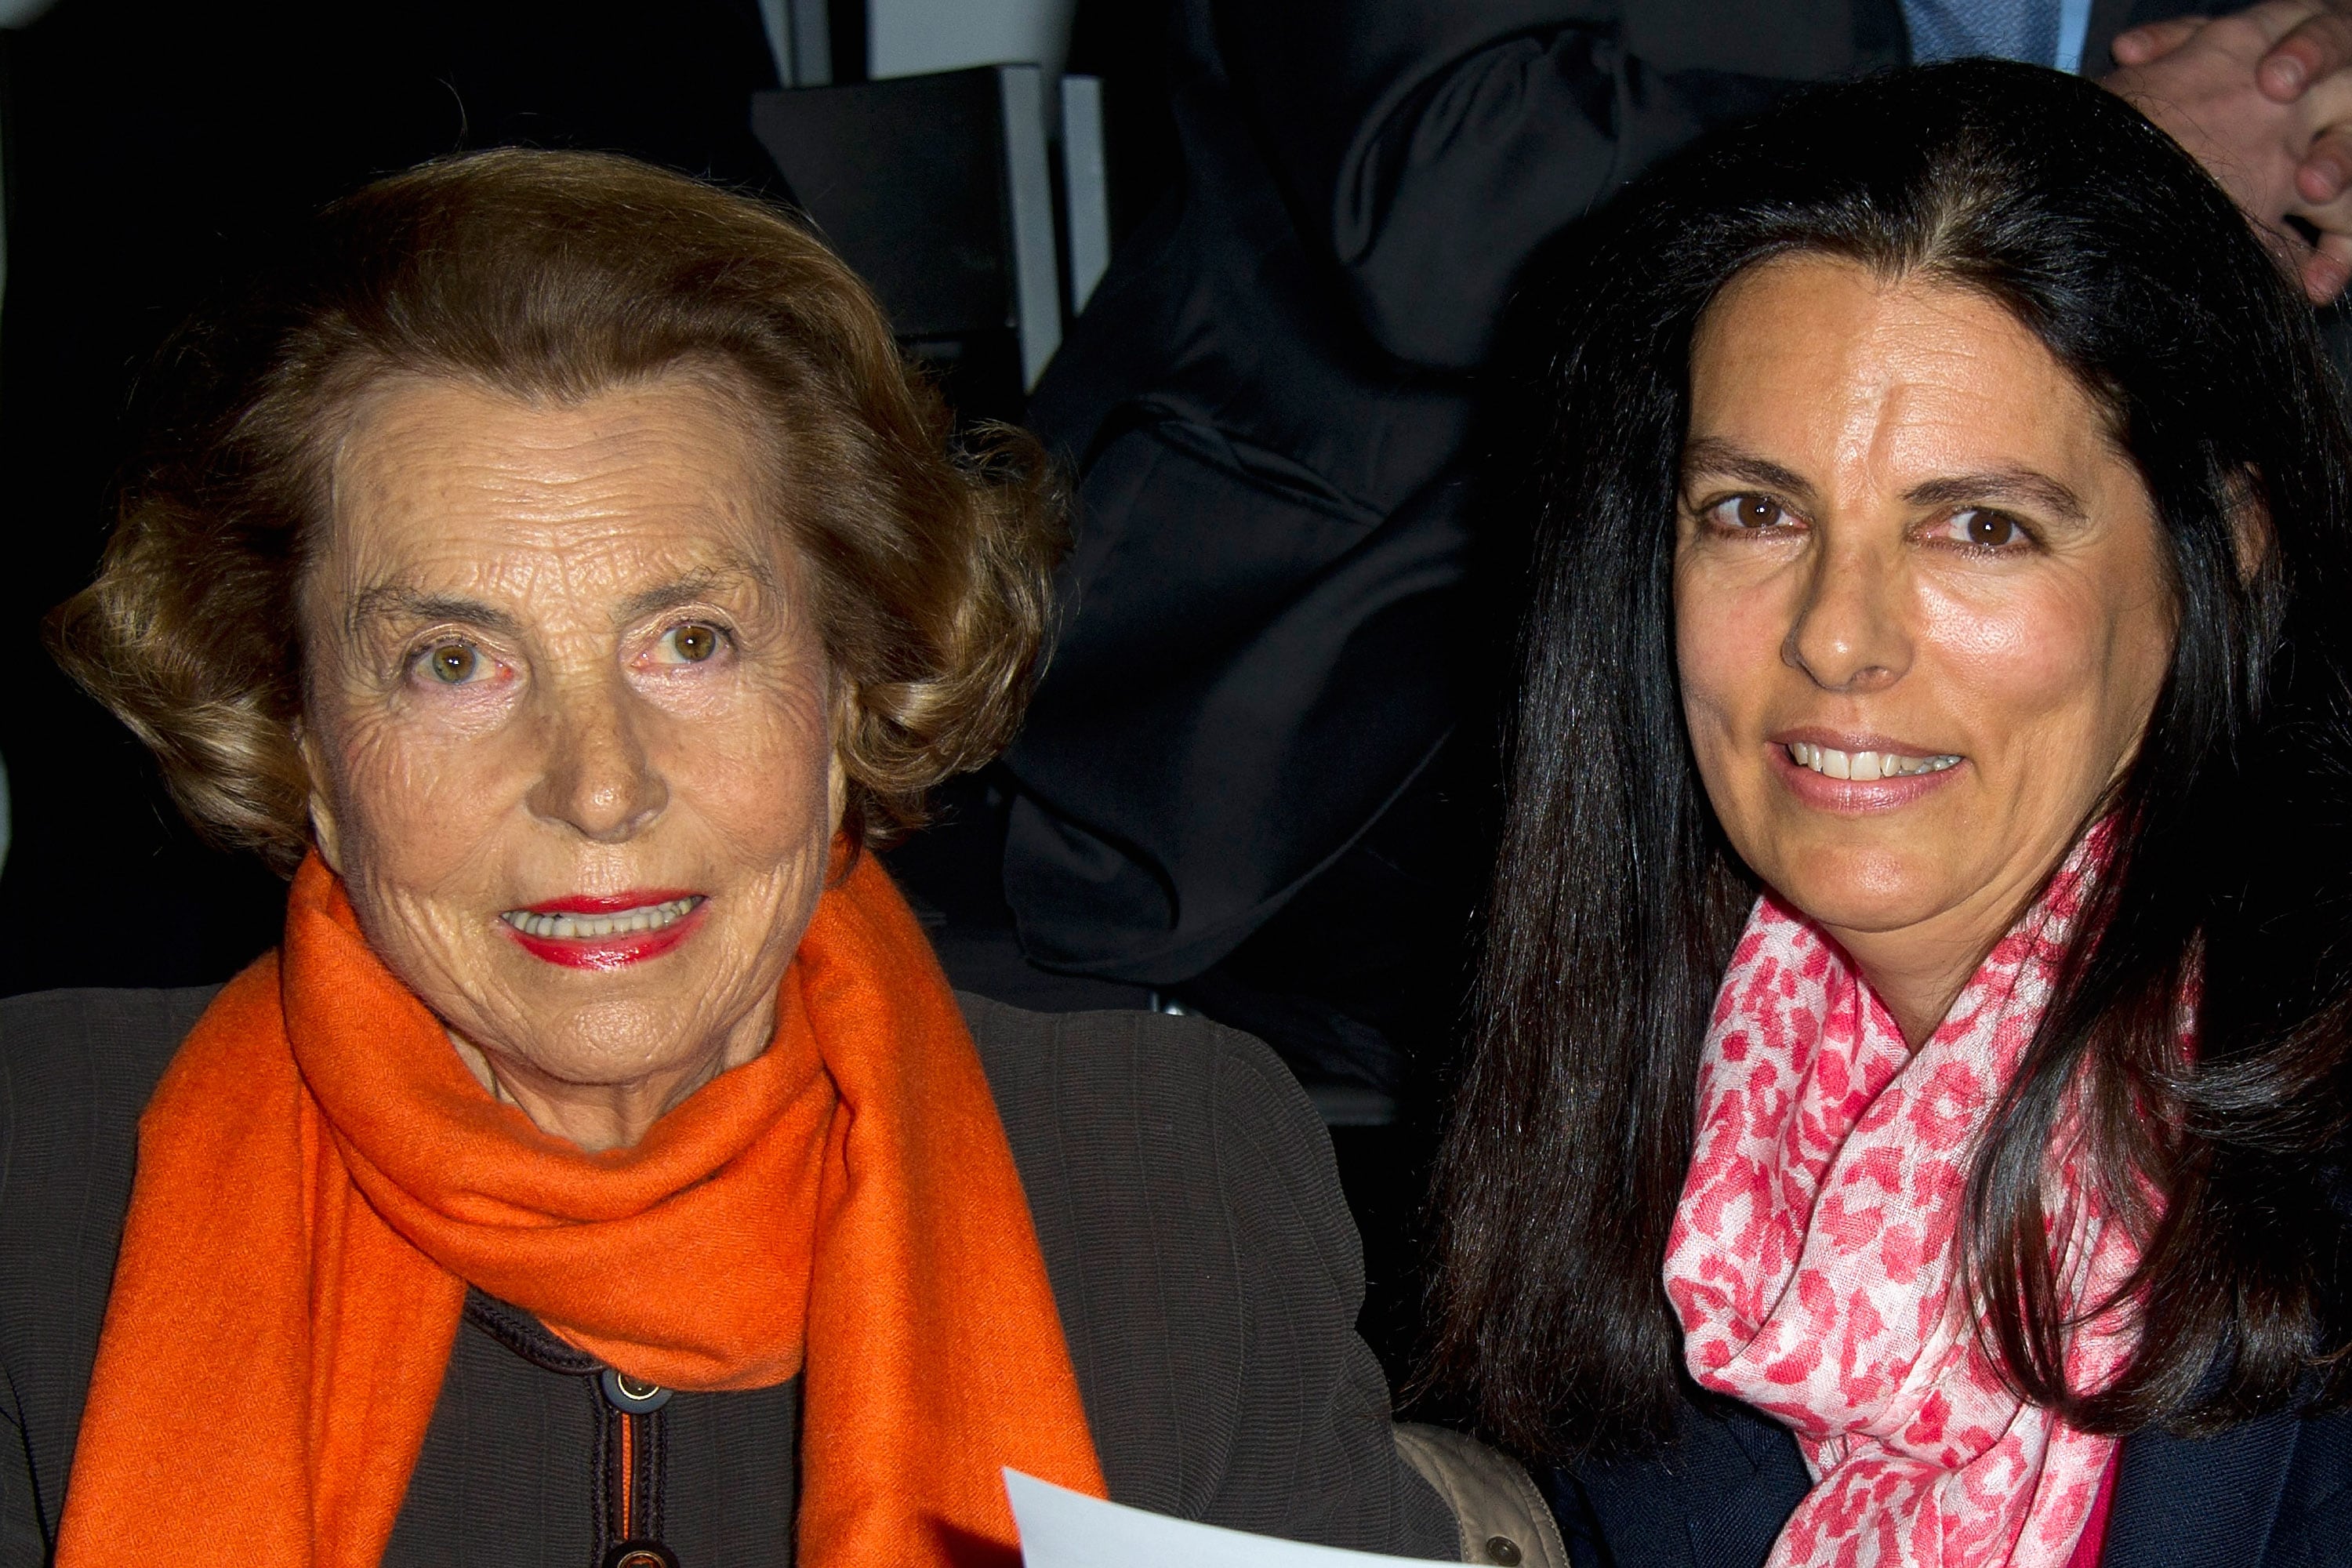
left=1427, top=60, right=2352, bottom=1461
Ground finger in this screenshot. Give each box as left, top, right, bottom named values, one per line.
left=2112, top=14, right=2210, bottom=65
left=2301, top=228, right=2352, bottom=303
left=2284, top=168, right=2352, bottom=299
left=2261, top=11, right=2352, bottom=98
left=2297, top=122, right=2352, bottom=201
left=2212, top=0, right=2339, bottom=64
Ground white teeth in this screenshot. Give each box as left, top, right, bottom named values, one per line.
left=499, top=896, right=701, bottom=941
left=1784, top=743, right=1960, bottom=779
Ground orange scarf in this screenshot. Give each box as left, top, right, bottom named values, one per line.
left=57, top=851, right=1105, bottom=1567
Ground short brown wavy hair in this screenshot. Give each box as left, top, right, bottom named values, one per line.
left=49, top=148, right=1061, bottom=873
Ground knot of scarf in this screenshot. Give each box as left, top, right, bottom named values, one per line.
left=57, top=850, right=1104, bottom=1568
left=1664, top=832, right=2145, bottom=1568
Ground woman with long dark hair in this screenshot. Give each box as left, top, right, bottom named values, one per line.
left=1429, top=58, right=2352, bottom=1568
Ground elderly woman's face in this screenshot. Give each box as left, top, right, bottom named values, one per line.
left=1674, top=256, right=2173, bottom=986
left=298, top=374, right=840, bottom=1138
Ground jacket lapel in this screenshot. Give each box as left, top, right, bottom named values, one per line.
left=2100, top=1411, right=2299, bottom=1568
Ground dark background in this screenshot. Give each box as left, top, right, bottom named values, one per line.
left=0, top=0, right=805, bottom=994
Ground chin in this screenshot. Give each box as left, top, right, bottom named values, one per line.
left=1755, top=839, right=1954, bottom=938
left=514, top=999, right=706, bottom=1085
left=463, top=992, right=687, bottom=1081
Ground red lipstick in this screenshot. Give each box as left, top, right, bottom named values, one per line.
left=499, top=890, right=707, bottom=971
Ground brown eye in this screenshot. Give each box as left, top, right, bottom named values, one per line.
left=425, top=641, right=478, bottom=684
left=661, top=623, right=721, bottom=663
left=1705, top=495, right=1791, bottom=531
left=1955, top=510, right=2021, bottom=548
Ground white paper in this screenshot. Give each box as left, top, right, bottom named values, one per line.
left=1004, top=1469, right=1457, bottom=1568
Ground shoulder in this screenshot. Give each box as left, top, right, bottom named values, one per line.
left=0, top=985, right=220, bottom=1535
left=960, top=994, right=1457, bottom=1558
left=962, top=995, right=1339, bottom=1224
left=961, top=996, right=1367, bottom=1325
left=0, top=985, right=218, bottom=1229
left=1, top=985, right=217, bottom=1118
left=2110, top=1404, right=2352, bottom=1566
left=0, top=986, right=219, bottom=1222
left=960, top=992, right=1341, bottom=1303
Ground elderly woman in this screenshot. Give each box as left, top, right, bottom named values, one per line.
left=1428, top=60, right=2352, bottom=1568
left=0, top=151, right=1497, bottom=1568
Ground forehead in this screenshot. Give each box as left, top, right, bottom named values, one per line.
left=1686, top=255, right=2113, bottom=474
left=314, top=372, right=789, bottom=604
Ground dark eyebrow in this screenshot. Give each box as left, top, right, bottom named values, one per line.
left=346, top=586, right=524, bottom=642
left=614, top=561, right=778, bottom=624
left=345, top=557, right=780, bottom=644
left=1679, top=437, right=1816, bottom=503
left=1682, top=439, right=2090, bottom=527
left=1904, top=470, right=2089, bottom=527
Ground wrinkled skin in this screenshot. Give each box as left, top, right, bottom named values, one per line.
left=299, top=373, right=844, bottom=1151
left=1673, top=257, right=2178, bottom=1044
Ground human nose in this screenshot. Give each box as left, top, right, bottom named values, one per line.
left=526, top=672, right=669, bottom=841
left=1782, top=535, right=1911, bottom=694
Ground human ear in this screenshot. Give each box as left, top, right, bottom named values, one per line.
left=2227, top=470, right=2275, bottom=587
left=826, top=679, right=854, bottom=841
left=293, top=717, right=346, bottom=875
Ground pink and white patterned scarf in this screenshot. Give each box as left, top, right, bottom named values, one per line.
left=1663, top=836, right=2143, bottom=1568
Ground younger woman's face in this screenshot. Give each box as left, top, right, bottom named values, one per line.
left=1674, top=256, right=2175, bottom=978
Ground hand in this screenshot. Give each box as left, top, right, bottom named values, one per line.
left=2107, top=2, right=2352, bottom=302
left=2119, top=3, right=2352, bottom=249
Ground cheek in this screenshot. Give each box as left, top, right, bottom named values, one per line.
left=1916, top=571, right=2161, bottom=758
left=672, top=672, right=838, bottom=858
left=1675, top=554, right=1793, bottom=750
left=319, top=706, right=531, bottom=893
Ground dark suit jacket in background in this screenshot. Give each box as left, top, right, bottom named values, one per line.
left=0, top=987, right=1459, bottom=1565
left=1003, top=0, right=2208, bottom=1084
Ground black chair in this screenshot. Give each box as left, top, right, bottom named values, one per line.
left=753, top=64, right=1069, bottom=421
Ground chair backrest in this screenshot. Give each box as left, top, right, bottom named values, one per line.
left=1058, top=72, right=1109, bottom=317
left=753, top=65, right=1062, bottom=418
left=757, top=0, right=836, bottom=88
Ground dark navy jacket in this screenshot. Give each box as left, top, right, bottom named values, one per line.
left=1544, top=1371, right=2352, bottom=1566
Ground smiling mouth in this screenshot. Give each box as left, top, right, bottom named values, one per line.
left=499, top=896, right=703, bottom=941
left=1784, top=742, right=1962, bottom=780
